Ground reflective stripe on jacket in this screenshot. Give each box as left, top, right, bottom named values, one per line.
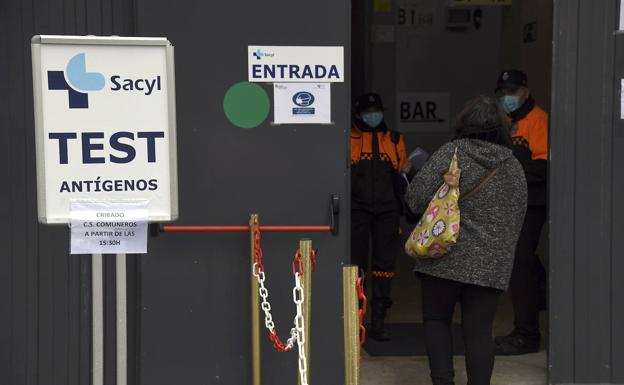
left=350, top=127, right=407, bottom=170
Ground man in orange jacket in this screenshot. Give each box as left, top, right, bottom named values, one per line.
left=494, top=70, right=548, bottom=355
left=351, top=93, right=407, bottom=341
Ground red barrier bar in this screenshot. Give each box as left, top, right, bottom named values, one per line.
left=162, top=225, right=332, bottom=233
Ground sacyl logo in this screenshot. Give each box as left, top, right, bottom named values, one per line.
left=292, top=91, right=315, bottom=115
left=252, top=49, right=274, bottom=60
left=48, top=53, right=163, bottom=109
left=48, top=53, right=105, bottom=109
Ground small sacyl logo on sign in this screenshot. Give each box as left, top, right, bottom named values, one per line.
left=292, top=91, right=315, bottom=115
left=252, top=49, right=275, bottom=60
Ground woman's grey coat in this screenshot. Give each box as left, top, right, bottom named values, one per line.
left=405, top=139, right=528, bottom=290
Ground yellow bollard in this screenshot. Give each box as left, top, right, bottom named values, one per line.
left=298, top=240, right=313, bottom=385
left=343, top=266, right=360, bottom=385
left=250, top=214, right=261, bottom=385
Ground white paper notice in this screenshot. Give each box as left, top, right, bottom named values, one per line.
left=274, top=83, right=331, bottom=124
left=70, top=201, right=148, bottom=254
left=621, top=79, right=624, bottom=119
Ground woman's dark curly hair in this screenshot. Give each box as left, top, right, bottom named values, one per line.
left=454, top=95, right=513, bottom=149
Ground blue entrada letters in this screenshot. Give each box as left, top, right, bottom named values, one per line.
left=252, top=64, right=340, bottom=80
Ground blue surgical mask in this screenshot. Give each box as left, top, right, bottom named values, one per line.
left=361, top=111, right=384, bottom=128
left=500, top=95, right=521, bottom=113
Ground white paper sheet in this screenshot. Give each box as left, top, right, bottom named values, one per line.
left=621, top=79, right=624, bottom=119
left=273, top=83, right=331, bottom=124
left=70, top=200, right=148, bottom=254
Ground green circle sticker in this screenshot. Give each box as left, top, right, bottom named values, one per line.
left=223, top=82, right=270, bottom=129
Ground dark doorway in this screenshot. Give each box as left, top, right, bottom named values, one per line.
left=350, top=1, right=552, bottom=384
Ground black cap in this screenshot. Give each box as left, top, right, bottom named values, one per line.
left=496, top=70, right=528, bottom=92
left=354, top=93, right=384, bottom=113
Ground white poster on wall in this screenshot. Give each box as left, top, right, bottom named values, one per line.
left=397, top=92, right=450, bottom=132
left=70, top=200, right=148, bottom=254
left=621, top=0, right=624, bottom=30
left=620, top=79, right=624, bottom=119
left=31, top=36, right=178, bottom=224
left=273, top=83, right=331, bottom=124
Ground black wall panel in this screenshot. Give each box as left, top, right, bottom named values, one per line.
left=550, top=0, right=623, bottom=383
left=134, top=1, right=350, bottom=384
left=611, top=17, right=624, bottom=385
left=1, top=0, right=349, bottom=384
left=0, top=1, right=135, bottom=385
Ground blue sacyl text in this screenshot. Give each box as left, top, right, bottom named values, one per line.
left=48, top=131, right=165, bottom=164
left=110, top=75, right=161, bottom=95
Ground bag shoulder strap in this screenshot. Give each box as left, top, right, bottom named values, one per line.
left=459, top=168, right=498, bottom=202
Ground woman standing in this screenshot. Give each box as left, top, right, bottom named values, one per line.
left=405, top=95, right=527, bottom=385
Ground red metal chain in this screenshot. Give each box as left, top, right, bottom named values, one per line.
left=253, top=225, right=319, bottom=353
left=310, top=249, right=317, bottom=272
left=292, top=250, right=304, bottom=277
left=268, top=248, right=307, bottom=352
left=253, top=225, right=264, bottom=275
left=356, top=276, right=367, bottom=346
left=269, top=329, right=292, bottom=353
left=255, top=226, right=291, bottom=352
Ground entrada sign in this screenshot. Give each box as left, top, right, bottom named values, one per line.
left=248, top=46, right=344, bottom=83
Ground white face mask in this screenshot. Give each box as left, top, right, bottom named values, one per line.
left=361, top=111, right=384, bottom=128
left=500, top=95, right=521, bottom=113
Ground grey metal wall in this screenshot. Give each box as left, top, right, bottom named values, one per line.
left=550, top=0, right=623, bottom=384
left=2, top=0, right=350, bottom=384
left=134, top=1, right=350, bottom=384
left=0, top=1, right=136, bottom=385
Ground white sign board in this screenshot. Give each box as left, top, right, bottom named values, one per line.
left=31, top=35, right=178, bottom=224
left=248, top=46, right=344, bottom=83
left=273, top=83, right=331, bottom=124
left=397, top=92, right=450, bottom=133
left=621, top=79, right=624, bottom=119
left=70, top=200, right=148, bottom=254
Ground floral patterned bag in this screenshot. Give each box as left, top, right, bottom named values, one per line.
left=405, top=149, right=497, bottom=259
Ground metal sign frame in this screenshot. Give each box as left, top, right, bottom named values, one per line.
left=31, top=35, right=179, bottom=224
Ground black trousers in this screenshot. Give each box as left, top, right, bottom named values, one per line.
left=351, top=208, right=399, bottom=307
left=420, top=274, right=502, bottom=385
left=509, top=206, right=547, bottom=338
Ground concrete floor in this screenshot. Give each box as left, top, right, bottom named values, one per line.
left=361, top=351, right=547, bottom=385
left=359, top=247, right=548, bottom=385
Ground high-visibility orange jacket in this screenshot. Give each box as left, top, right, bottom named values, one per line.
left=351, top=123, right=407, bottom=211
left=510, top=98, right=548, bottom=206
left=515, top=105, right=548, bottom=161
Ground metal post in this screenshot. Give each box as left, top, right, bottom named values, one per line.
left=343, top=266, right=360, bottom=385
left=250, top=214, right=261, bottom=385
left=116, top=253, right=127, bottom=385
left=92, top=254, right=104, bottom=385
left=298, top=240, right=313, bottom=385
